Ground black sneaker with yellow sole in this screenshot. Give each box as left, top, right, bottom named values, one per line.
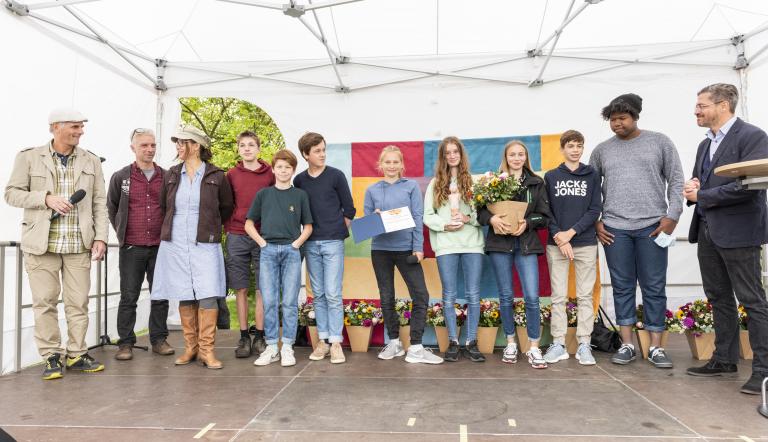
left=42, top=353, right=64, bottom=380
left=66, top=353, right=104, bottom=373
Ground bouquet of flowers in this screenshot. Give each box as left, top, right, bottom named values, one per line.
left=635, top=304, right=679, bottom=332
left=395, top=298, right=412, bottom=326
left=343, top=300, right=382, bottom=327
left=426, top=302, right=446, bottom=327
left=479, top=299, right=501, bottom=327
left=454, top=303, right=467, bottom=327
left=672, top=299, right=714, bottom=336
left=471, top=171, right=523, bottom=208
left=738, top=304, right=748, bottom=330
left=513, top=300, right=526, bottom=327
left=565, top=301, right=578, bottom=327
left=298, top=299, right=316, bottom=327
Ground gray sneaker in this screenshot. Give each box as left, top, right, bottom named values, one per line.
left=611, top=344, right=636, bottom=365
left=575, top=343, right=596, bottom=365
left=405, top=345, right=444, bottom=364
left=648, top=347, right=673, bottom=368
left=502, top=343, right=518, bottom=364
left=543, top=343, right=569, bottom=364
left=378, top=340, right=405, bottom=360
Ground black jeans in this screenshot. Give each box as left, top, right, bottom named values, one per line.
left=117, top=245, right=169, bottom=345
left=371, top=250, right=428, bottom=345
left=698, top=221, right=768, bottom=375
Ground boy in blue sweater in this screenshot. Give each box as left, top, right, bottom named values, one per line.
left=543, top=130, right=602, bottom=365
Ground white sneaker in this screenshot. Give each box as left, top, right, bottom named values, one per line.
left=405, top=345, right=444, bottom=364
left=526, top=347, right=548, bottom=369
left=502, top=343, right=518, bottom=364
left=280, top=345, right=296, bottom=367
left=378, top=339, right=405, bottom=360
left=543, top=343, right=569, bottom=364
left=254, top=345, right=280, bottom=366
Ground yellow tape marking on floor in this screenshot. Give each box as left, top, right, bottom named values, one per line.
left=459, top=424, right=468, bottom=442
left=407, top=417, right=416, bottom=427
left=194, top=423, right=216, bottom=439
left=508, top=418, right=517, bottom=427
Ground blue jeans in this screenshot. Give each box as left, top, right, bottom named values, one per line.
left=436, top=253, right=483, bottom=342
left=603, top=223, right=668, bottom=332
left=304, top=240, right=345, bottom=343
left=259, top=243, right=302, bottom=345
left=489, top=247, right=541, bottom=340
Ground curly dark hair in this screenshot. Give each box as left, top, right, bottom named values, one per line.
left=601, top=101, right=639, bottom=120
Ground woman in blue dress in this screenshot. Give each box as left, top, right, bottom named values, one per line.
left=152, top=125, right=233, bottom=369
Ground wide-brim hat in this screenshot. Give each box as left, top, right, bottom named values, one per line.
left=171, top=125, right=210, bottom=148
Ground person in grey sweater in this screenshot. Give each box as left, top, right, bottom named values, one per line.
left=589, top=93, right=684, bottom=369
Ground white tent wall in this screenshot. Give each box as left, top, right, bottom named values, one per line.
left=0, top=10, right=159, bottom=374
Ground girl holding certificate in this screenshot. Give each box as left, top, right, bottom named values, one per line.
left=477, top=140, right=551, bottom=368
left=423, top=137, right=486, bottom=362
left=364, top=145, right=443, bottom=364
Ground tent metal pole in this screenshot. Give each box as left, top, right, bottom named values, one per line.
left=552, top=53, right=731, bottom=67
left=25, top=11, right=155, bottom=62
left=748, top=41, right=768, bottom=65
left=261, top=62, right=331, bottom=75
left=217, top=0, right=282, bottom=10
left=166, top=76, right=250, bottom=88
left=531, top=0, right=587, bottom=86
left=155, top=90, right=164, bottom=158
left=530, top=0, right=587, bottom=56
left=167, top=63, right=337, bottom=89
left=349, top=74, right=438, bottom=92
left=744, top=21, right=768, bottom=40
left=25, top=0, right=102, bottom=10
left=63, top=5, right=156, bottom=85
left=297, top=15, right=340, bottom=60
left=304, top=0, right=363, bottom=12
left=452, top=55, right=529, bottom=73
left=349, top=61, right=528, bottom=84
left=308, top=4, right=347, bottom=91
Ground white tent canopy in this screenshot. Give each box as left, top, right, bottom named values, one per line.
left=2, top=0, right=768, bottom=373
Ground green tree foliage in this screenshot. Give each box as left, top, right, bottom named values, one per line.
left=178, top=97, right=285, bottom=170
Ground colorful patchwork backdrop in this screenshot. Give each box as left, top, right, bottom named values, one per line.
left=312, top=134, right=602, bottom=346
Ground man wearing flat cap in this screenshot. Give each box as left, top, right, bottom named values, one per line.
left=589, top=93, right=685, bottom=369
left=5, top=108, right=108, bottom=380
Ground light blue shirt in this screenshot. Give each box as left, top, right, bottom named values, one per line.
left=705, top=115, right=738, bottom=160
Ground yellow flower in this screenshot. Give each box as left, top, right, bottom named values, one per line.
left=476, top=195, right=484, bottom=202
left=491, top=311, right=499, bottom=318
left=367, top=307, right=373, bottom=312
left=344, top=317, right=351, bottom=325
left=676, top=310, right=684, bottom=319
left=357, top=314, right=362, bottom=319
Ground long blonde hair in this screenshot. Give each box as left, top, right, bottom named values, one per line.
left=433, top=136, right=473, bottom=208
left=376, top=145, right=405, bottom=177
left=499, top=140, right=533, bottom=174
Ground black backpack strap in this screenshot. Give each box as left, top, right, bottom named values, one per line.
left=598, top=305, right=618, bottom=331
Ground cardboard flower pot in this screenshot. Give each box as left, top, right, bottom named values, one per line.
left=434, top=326, right=450, bottom=353
left=487, top=201, right=528, bottom=235
left=476, top=326, right=499, bottom=354
left=346, top=325, right=373, bottom=353
left=739, top=329, right=753, bottom=360
left=307, top=326, right=319, bottom=349
left=565, top=327, right=579, bottom=355
left=399, top=325, right=411, bottom=351
left=635, top=329, right=669, bottom=358
left=685, top=331, right=715, bottom=360
left=515, top=326, right=544, bottom=354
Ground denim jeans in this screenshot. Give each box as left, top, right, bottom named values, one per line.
left=602, top=223, right=668, bottom=332
left=489, top=244, right=541, bottom=340
left=371, top=250, right=428, bottom=345
left=305, top=240, right=345, bottom=343
left=117, top=245, right=169, bottom=345
left=259, top=243, right=302, bottom=345
left=436, top=253, right=483, bottom=342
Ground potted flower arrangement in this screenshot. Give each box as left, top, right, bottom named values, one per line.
left=426, top=302, right=466, bottom=352
left=477, top=299, right=501, bottom=354
left=673, top=299, right=715, bottom=360
left=563, top=300, right=579, bottom=355
left=633, top=304, right=672, bottom=359
left=738, top=304, right=752, bottom=360
left=298, top=299, right=319, bottom=349
left=513, top=301, right=549, bottom=353
left=395, top=298, right=413, bottom=351
left=343, top=300, right=382, bottom=352
left=471, top=171, right=526, bottom=234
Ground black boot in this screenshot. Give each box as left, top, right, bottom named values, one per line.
left=235, top=335, right=252, bottom=358
left=464, top=340, right=486, bottom=362
left=444, top=341, right=460, bottom=362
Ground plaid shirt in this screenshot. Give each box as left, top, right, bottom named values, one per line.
left=123, top=163, right=163, bottom=246
left=47, top=147, right=87, bottom=254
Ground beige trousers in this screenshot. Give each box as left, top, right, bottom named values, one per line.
left=24, top=252, right=91, bottom=358
left=546, top=245, right=597, bottom=345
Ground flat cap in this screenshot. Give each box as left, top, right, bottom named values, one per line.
left=48, top=108, right=88, bottom=124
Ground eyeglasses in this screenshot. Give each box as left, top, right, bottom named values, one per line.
left=130, top=127, right=154, bottom=141
left=695, top=101, right=724, bottom=111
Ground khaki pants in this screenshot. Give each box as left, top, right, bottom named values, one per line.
left=546, top=245, right=597, bottom=345
left=24, top=252, right=91, bottom=358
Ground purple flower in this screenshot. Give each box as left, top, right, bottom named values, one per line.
left=403, top=311, right=411, bottom=319
left=683, top=317, right=694, bottom=328
left=362, top=318, right=372, bottom=327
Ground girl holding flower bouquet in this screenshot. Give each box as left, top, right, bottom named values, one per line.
left=364, top=146, right=443, bottom=364
left=477, top=140, right=551, bottom=368
left=424, top=137, right=486, bottom=362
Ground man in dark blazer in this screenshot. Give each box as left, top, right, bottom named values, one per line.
left=684, top=83, right=768, bottom=395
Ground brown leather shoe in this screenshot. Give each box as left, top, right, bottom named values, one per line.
left=115, top=344, right=133, bottom=361
left=152, top=340, right=175, bottom=356
left=175, top=304, right=199, bottom=365
left=197, top=308, right=223, bottom=369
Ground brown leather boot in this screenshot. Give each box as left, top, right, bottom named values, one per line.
left=197, top=308, right=223, bottom=369
left=175, top=304, right=199, bottom=365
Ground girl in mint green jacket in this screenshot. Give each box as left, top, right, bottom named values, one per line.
left=423, top=136, right=486, bottom=363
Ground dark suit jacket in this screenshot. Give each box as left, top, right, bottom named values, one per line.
left=687, top=117, right=768, bottom=248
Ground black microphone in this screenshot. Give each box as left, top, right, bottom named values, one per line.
left=406, top=255, right=420, bottom=264
left=50, top=189, right=86, bottom=221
